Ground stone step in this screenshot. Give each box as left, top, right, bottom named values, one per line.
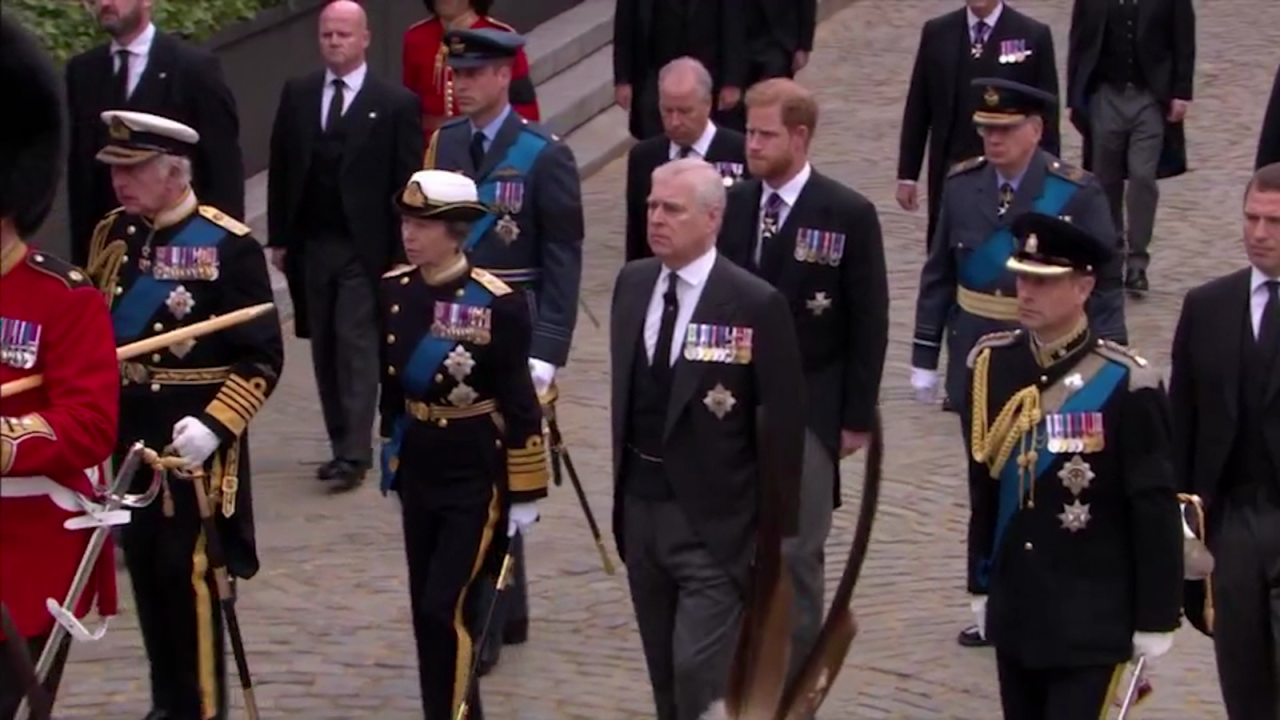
left=539, top=43, right=617, bottom=139
left=524, top=0, right=614, bottom=86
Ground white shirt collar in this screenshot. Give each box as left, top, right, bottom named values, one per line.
left=670, top=121, right=718, bottom=160
left=1251, top=265, right=1280, bottom=294
left=762, top=162, right=812, bottom=208
left=967, top=2, right=1004, bottom=31
left=325, top=62, right=368, bottom=93
left=111, top=22, right=156, bottom=56
left=662, top=246, right=718, bottom=288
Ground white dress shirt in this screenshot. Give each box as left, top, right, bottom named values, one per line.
left=1250, top=265, right=1280, bottom=339
left=967, top=2, right=1004, bottom=43
left=110, top=22, right=156, bottom=98
left=668, top=121, right=718, bottom=161
left=644, top=247, right=718, bottom=367
left=754, top=162, right=813, bottom=264
left=321, top=63, right=368, bottom=128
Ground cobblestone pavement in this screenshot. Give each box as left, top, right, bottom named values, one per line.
left=55, top=1, right=1278, bottom=718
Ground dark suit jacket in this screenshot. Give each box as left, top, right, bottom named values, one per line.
left=1068, top=0, right=1195, bottom=178
left=1258, top=63, right=1280, bottom=170
left=609, top=255, right=805, bottom=582
left=718, top=171, right=888, bottom=494
left=65, top=32, right=244, bottom=266
left=625, top=126, right=747, bottom=261
left=612, top=0, right=746, bottom=140
left=266, top=70, right=424, bottom=339
left=897, top=6, right=1060, bottom=243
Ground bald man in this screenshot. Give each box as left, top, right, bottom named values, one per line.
left=268, top=0, right=424, bottom=489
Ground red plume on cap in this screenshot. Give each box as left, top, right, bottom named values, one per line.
left=0, top=14, right=65, bottom=238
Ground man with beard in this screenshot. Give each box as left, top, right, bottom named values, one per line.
left=66, top=0, right=244, bottom=268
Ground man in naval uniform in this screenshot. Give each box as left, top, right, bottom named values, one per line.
left=908, top=77, right=1126, bottom=647
left=85, top=110, right=284, bottom=720
left=379, top=169, right=549, bottom=720
left=424, top=26, right=584, bottom=671
left=966, top=213, right=1180, bottom=720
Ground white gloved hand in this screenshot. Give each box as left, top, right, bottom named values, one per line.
left=171, top=416, right=220, bottom=466
left=970, top=595, right=989, bottom=640
left=507, top=502, right=540, bottom=537
left=1132, top=631, right=1174, bottom=660
left=911, top=367, right=939, bottom=406
left=528, top=358, right=556, bottom=397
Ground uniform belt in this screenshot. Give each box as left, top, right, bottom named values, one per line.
left=486, top=267, right=541, bottom=284
left=119, top=362, right=231, bottom=387
left=405, top=398, right=499, bottom=424
left=957, top=287, right=1020, bottom=322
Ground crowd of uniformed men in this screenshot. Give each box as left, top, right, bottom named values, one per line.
left=0, top=0, right=1278, bottom=719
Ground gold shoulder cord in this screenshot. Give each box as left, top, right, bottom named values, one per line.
left=970, top=347, right=1044, bottom=506
left=424, top=129, right=440, bottom=169
left=85, top=217, right=127, bottom=307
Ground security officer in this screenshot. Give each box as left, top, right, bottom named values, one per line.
left=85, top=110, right=284, bottom=720
left=965, top=213, right=1181, bottom=720
left=379, top=169, right=548, bottom=720
left=425, top=27, right=584, bottom=670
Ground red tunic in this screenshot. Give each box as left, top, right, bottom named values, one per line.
left=0, top=241, right=120, bottom=640
left=403, top=14, right=541, bottom=140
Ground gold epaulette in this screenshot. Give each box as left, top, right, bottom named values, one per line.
left=198, top=205, right=250, bottom=236
left=966, top=329, right=1022, bottom=368
left=484, top=16, right=516, bottom=32
left=1091, top=339, right=1163, bottom=390
left=26, top=251, right=91, bottom=288
left=948, top=155, right=987, bottom=177
left=382, top=263, right=415, bottom=279
left=471, top=267, right=512, bottom=296
left=1047, top=158, right=1090, bottom=185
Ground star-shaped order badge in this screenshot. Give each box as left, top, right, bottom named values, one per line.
left=1057, top=455, right=1095, bottom=496
left=703, top=383, right=737, bottom=419
left=806, top=291, right=833, bottom=317
left=444, top=345, right=476, bottom=381
left=1058, top=500, right=1091, bottom=532
left=165, top=285, right=195, bottom=320
left=448, top=383, right=479, bottom=408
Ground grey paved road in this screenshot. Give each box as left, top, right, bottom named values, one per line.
left=55, top=0, right=1276, bottom=717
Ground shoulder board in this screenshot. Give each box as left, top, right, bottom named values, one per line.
left=948, top=156, right=986, bottom=177
left=197, top=205, right=251, bottom=236
left=483, top=16, right=516, bottom=32
left=966, top=329, right=1023, bottom=368
left=470, top=267, right=512, bottom=296
left=1092, top=339, right=1162, bottom=390
left=519, top=119, right=558, bottom=143
left=1046, top=158, right=1090, bottom=185
left=382, top=263, right=415, bottom=279
left=26, top=251, right=92, bottom=289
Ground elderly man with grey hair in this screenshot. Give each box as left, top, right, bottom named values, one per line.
left=624, top=57, right=748, bottom=262
left=609, top=157, right=805, bottom=720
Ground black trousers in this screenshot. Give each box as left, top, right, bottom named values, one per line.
left=1211, top=487, right=1280, bottom=720
left=715, top=48, right=795, bottom=133
left=996, top=652, right=1121, bottom=720
left=0, top=633, right=71, bottom=720
left=401, top=475, right=500, bottom=720
left=123, top=474, right=228, bottom=720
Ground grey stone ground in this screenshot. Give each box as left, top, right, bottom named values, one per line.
left=55, top=0, right=1278, bottom=717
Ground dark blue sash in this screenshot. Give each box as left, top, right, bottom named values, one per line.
left=380, top=277, right=496, bottom=494
left=958, top=175, right=1079, bottom=290
left=976, top=359, right=1128, bottom=587
left=111, top=217, right=225, bottom=342
left=464, top=130, right=548, bottom=252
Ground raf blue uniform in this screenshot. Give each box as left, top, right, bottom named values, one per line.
left=424, top=27, right=585, bottom=670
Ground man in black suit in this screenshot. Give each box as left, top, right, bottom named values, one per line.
left=66, top=0, right=245, bottom=267
left=612, top=0, right=746, bottom=141
left=716, top=0, right=816, bottom=133
left=897, top=0, right=1060, bottom=252
left=626, top=57, right=747, bottom=262
left=1258, top=64, right=1280, bottom=170
left=266, top=0, right=424, bottom=490
left=612, top=157, right=804, bottom=720
left=1068, top=0, right=1196, bottom=296
left=718, top=78, right=888, bottom=697
left=1170, top=162, right=1280, bottom=720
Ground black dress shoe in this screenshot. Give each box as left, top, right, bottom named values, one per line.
left=315, top=458, right=342, bottom=481
left=328, top=461, right=365, bottom=493
left=502, top=619, right=528, bottom=645
left=940, top=395, right=958, bottom=414
left=1125, top=268, right=1149, bottom=297
left=957, top=625, right=990, bottom=647
left=142, top=710, right=171, bottom=720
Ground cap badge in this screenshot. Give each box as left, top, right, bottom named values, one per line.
left=109, top=117, right=131, bottom=141
left=984, top=86, right=1000, bottom=108
left=403, top=181, right=427, bottom=209
left=449, top=38, right=466, bottom=55
left=1026, top=233, right=1039, bottom=254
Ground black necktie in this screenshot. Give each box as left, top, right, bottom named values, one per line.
left=470, top=131, right=486, bottom=169
left=325, top=78, right=345, bottom=132
left=652, top=272, right=680, bottom=382
left=678, top=145, right=693, bottom=159
left=115, top=50, right=130, bottom=101
left=998, top=182, right=1015, bottom=217
left=1259, top=280, right=1280, bottom=369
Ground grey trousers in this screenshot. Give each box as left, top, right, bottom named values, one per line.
left=625, top=496, right=743, bottom=720
left=782, top=431, right=836, bottom=697
left=303, top=235, right=379, bottom=468
left=1210, top=490, right=1280, bottom=720
left=1090, top=83, right=1165, bottom=269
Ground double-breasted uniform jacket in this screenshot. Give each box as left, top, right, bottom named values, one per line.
left=426, top=110, right=584, bottom=366
left=0, top=243, right=120, bottom=640
left=85, top=192, right=284, bottom=578
left=378, top=261, right=549, bottom=564
left=912, top=151, right=1127, bottom=407
left=965, top=327, right=1183, bottom=668
left=718, top=170, right=889, bottom=503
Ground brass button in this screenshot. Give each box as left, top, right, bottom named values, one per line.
left=387, top=333, right=396, bottom=344
left=149, top=383, right=161, bottom=392
left=127, top=225, right=137, bottom=235
left=455, top=288, right=465, bottom=297
left=1027, top=501, right=1035, bottom=509
left=1024, top=541, right=1034, bottom=551
left=1039, top=376, right=1048, bottom=384
left=400, top=276, right=410, bottom=285
left=495, top=439, right=503, bottom=448
left=151, top=353, right=162, bottom=363
left=388, top=366, right=397, bottom=376
left=391, top=304, right=400, bottom=314
left=434, top=373, right=444, bottom=383
left=152, top=322, right=163, bottom=332
left=114, top=286, right=123, bottom=296
left=437, top=418, right=448, bottom=428
left=122, top=255, right=129, bottom=264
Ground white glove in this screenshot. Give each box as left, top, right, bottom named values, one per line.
left=171, top=416, right=220, bottom=466
left=1132, top=631, right=1174, bottom=660
left=507, top=502, right=539, bottom=537
left=970, top=595, right=988, bottom=640
left=528, top=358, right=556, bottom=397
left=911, top=367, right=939, bottom=406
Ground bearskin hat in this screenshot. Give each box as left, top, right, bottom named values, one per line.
left=0, top=14, right=65, bottom=238
left=423, top=0, right=493, bottom=17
